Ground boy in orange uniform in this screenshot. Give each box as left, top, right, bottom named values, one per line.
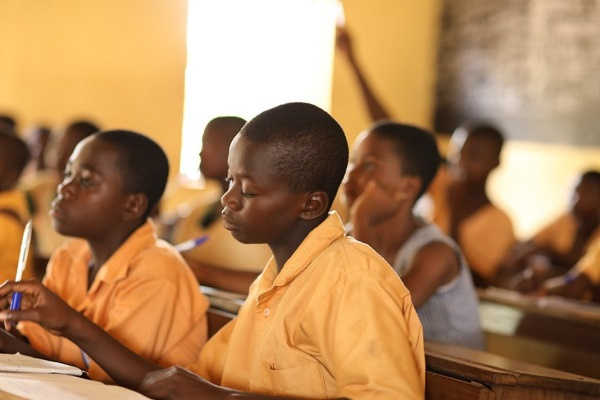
left=0, top=103, right=425, bottom=399
left=0, top=130, right=208, bottom=383
left=0, top=132, right=34, bottom=282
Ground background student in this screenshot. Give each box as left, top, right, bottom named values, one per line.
left=0, top=102, right=425, bottom=399
left=0, top=132, right=35, bottom=283
left=343, top=120, right=484, bottom=349
left=503, top=170, right=600, bottom=292
left=165, top=116, right=272, bottom=293
left=0, top=130, right=208, bottom=383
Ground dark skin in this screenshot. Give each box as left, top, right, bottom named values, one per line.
left=343, top=130, right=459, bottom=308
left=505, top=174, right=600, bottom=292
left=0, top=136, right=147, bottom=359
left=0, top=136, right=348, bottom=400
left=336, top=28, right=391, bottom=122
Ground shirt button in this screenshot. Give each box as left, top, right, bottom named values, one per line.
left=263, top=308, right=270, bottom=317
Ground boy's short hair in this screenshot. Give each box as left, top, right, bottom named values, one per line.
left=207, top=116, right=246, bottom=137
left=95, top=130, right=169, bottom=219
left=369, top=121, right=440, bottom=200
left=240, top=102, right=348, bottom=210
left=0, top=131, right=30, bottom=175
left=67, top=120, right=101, bottom=137
left=464, top=123, right=505, bottom=158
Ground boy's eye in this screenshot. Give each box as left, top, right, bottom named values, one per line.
left=363, top=161, right=376, bottom=171
left=79, top=176, right=93, bottom=187
left=242, top=192, right=255, bottom=199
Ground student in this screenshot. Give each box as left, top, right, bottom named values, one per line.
left=535, top=235, right=600, bottom=302
left=168, top=116, right=272, bottom=293
left=0, top=103, right=425, bottom=399
left=344, top=120, right=484, bottom=349
left=433, top=123, right=516, bottom=287
left=20, top=119, right=100, bottom=278
left=0, top=132, right=35, bottom=283
left=337, top=29, right=515, bottom=287
left=0, top=130, right=209, bottom=383
left=504, top=170, right=600, bottom=292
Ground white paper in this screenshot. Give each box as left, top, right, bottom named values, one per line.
left=0, top=353, right=83, bottom=376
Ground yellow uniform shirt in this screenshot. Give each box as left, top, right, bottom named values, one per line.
left=190, top=212, right=425, bottom=399
left=436, top=202, right=515, bottom=280
left=573, top=236, right=600, bottom=285
left=19, top=220, right=209, bottom=382
left=533, top=213, right=600, bottom=255
left=0, top=189, right=34, bottom=282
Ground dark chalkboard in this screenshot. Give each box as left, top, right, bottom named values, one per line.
left=434, top=0, right=600, bottom=145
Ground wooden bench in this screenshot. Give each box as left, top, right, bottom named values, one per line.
left=478, top=287, right=600, bottom=379
left=425, top=341, right=600, bottom=400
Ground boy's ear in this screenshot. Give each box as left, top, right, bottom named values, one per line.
left=401, top=176, right=422, bottom=199
left=299, top=191, right=329, bottom=221
left=122, top=193, right=148, bottom=221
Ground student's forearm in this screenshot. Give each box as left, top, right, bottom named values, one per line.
left=64, top=313, right=161, bottom=389
left=347, top=57, right=391, bottom=122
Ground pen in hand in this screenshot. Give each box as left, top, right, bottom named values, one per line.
left=174, top=235, right=209, bottom=253
left=10, top=220, right=33, bottom=313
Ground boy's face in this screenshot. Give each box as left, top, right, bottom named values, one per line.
left=199, top=123, right=231, bottom=182
left=448, top=131, right=498, bottom=184
left=50, top=137, right=132, bottom=239
left=572, top=175, right=600, bottom=217
left=221, top=135, right=307, bottom=245
left=343, top=130, right=405, bottom=209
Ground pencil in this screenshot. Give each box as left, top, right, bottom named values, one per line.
left=9, top=220, right=32, bottom=311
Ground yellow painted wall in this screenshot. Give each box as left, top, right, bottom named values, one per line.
left=0, top=0, right=598, bottom=238
left=0, top=0, right=188, bottom=174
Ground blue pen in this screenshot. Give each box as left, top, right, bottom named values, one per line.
left=174, top=235, right=209, bottom=253
left=10, top=220, right=32, bottom=312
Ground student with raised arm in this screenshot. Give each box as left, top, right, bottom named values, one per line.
left=344, top=121, right=484, bottom=349
left=0, top=130, right=208, bottom=383
left=0, top=102, right=425, bottom=399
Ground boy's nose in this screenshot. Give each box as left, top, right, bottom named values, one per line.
left=57, top=178, right=75, bottom=199
left=221, top=188, right=240, bottom=211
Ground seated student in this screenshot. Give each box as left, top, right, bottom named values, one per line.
left=0, top=102, right=425, bottom=399
left=336, top=29, right=515, bottom=287
left=0, top=132, right=35, bottom=283
left=343, top=121, right=484, bottom=350
left=0, top=130, right=209, bottom=383
left=536, top=235, right=600, bottom=302
left=167, top=116, right=272, bottom=293
left=504, top=170, right=600, bottom=292
left=20, top=120, right=100, bottom=278
left=433, top=123, right=516, bottom=287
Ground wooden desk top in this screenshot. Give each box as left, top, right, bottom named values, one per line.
left=425, top=341, right=600, bottom=398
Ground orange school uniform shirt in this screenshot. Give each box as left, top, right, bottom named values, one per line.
left=190, top=212, right=425, bottom=399
left=574, top=236, right=600, bottom=285
left=0, top=189, right=34, bottom=282
left=19, top=220, right=209, bottom=383
left=435, top=202, right=515, bottom=280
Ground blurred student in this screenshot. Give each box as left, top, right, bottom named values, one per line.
left=535, top=235, right=600, bottom=302
left=506, top=170, right=600, bottom=292
left=168, top=117, right=271, bottom=293
left=337, top=28, right=515, bottom=286
left=0, top=130, right=208, bottom=383
left=0, top=114, right=18, bottom=136
left=344, top=121, right=484, bottom=349
left=0, top=103, right=425, bottom=399
left=434, top=123, right=516, bottom=287
left=0, top=132, right=35, bottom=283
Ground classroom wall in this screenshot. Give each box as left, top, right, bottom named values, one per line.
left=0, top=0, right=188, bottom=174
left=1, top=0, right=599, bottom=239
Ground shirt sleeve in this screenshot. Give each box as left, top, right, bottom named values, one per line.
left=573, top=237, right=600, bottom=285
left=299, top=271, right=425, bottom=400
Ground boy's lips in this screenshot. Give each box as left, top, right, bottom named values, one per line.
left=221, top=215, right=238, bottom=231
left=50, top=200, right=66, bottom=219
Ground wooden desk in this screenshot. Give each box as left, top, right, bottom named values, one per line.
left=426, top=341, right=600, bottom=400
left=478, top=287, right=600, bottom=379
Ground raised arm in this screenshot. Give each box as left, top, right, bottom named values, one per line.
left=336, top=28, right=392, bottom=122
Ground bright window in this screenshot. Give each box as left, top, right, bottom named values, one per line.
left=181, top=0, right=338, bottom=180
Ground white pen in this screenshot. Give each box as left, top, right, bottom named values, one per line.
left=174, top=235, right=209, bottom=253
left=10, top=220, right=32, bottom=311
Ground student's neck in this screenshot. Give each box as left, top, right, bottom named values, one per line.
left=368, top=212, right=420, bottom=265
left=86, top=221, right=144, bottom=284
left=269, top=219, right=323, bottom=273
